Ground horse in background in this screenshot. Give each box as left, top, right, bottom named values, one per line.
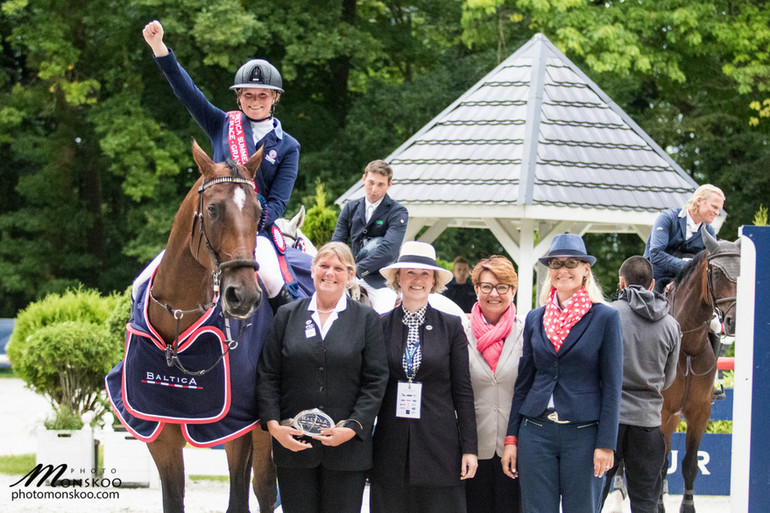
left=106, top=141, right=276, bottom=513
left=658, top=228, right=740, bottom=513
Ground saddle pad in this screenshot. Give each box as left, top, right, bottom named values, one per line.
left=106, top=272, right=273, bottom=446
left=121, top=325, right=231, bottom=423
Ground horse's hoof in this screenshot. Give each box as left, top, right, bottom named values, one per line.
left=679, top=501, right=695, bottom=513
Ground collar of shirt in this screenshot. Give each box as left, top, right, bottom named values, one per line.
left=365, top=198, right=383, bottom=215
left=308, top=293, right=348, bottom=339
left=250, top=118, right=275, bottom=145
left=680, top=207, right=701, bottom=240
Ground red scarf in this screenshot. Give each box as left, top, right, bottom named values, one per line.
left=543, top=287, right=592, bottom=352
left=471, top=302, right=516, bottom=372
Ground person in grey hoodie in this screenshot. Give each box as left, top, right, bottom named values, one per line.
left=601, top=256, right=681, bottom=513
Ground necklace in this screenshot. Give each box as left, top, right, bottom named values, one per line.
left=316, top=308, right=334, bottom=314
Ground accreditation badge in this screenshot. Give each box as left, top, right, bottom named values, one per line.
left=396, top=381, right=422, bottom=419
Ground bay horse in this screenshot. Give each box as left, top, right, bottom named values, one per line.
left=658, top=227, right=740, bottom=513
left=108, top=140, right=276, bottom=513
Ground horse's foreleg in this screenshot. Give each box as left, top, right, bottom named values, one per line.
left=658, top=406, right=682, bottom=513
left=680, top=407, right=711, bottom=513
left=251, top=426, right=277, bottom=513
left=147, top=424, right=187, bottom=513
left=224, top=433, right=253, bottom=513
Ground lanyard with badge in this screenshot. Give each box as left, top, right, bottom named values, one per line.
left=396, top=324, right=426, bottom=419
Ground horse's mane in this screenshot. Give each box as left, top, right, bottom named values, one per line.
left=672, top=250, right=707, bottom=287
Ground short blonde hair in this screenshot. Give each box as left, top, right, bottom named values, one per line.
left=313, top=242, right=356, bottom=275
left=471, top=255, right=518, bottom=289
left=385, top=268, right=446, bottom=294
left=538, top=264, right=606, bottom=306
left=687, top=184, right=725, bottom=211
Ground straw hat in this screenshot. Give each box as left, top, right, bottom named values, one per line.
left=380, top=241, right=453, bottom=286
left=537, top=233, right=597, bottom=266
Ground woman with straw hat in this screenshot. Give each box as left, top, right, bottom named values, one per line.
left=370, top=241, right=478, bottom=513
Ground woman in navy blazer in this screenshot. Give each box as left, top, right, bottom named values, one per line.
left=370, top=241, right=478, bottom=513
left=502, top=233, right=623, bottom=513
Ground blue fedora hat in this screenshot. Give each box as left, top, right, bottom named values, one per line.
left=538, top=233, right=596, bottom=266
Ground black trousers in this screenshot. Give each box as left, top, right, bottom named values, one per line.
left=465, top=454, right=521, bottom=513
left=370, top=481, right=467, bottom=513
left=276, top=465, right=367, bottom=513
left=601, top=424, right=666, bottom=513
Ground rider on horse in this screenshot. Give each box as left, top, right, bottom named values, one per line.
left=644, top=184, right=727, bottom=399
left=140, top=20, right=302, bottom=311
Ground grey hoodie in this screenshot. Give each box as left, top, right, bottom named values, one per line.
left=611, top=285, right=681, bottom=427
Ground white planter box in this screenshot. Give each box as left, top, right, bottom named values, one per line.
left=36, top=428, right=95, bottom=483
left=101, top=429, right=159, bottom=488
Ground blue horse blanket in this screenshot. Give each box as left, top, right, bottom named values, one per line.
left=106, top=271, right=274, bottom=447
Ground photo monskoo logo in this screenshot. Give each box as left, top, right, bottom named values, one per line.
left=9, top=464, right=122, bottom=502
left=10, top=463, right=123, bottom=488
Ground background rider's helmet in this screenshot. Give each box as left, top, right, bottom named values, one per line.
left=229, top=59, right=284, bottom=93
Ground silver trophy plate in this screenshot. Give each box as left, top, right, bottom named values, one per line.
left=283, top=408, right=334, bottom=436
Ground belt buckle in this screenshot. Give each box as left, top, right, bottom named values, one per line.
left=547, top=410, right=569, bottom=424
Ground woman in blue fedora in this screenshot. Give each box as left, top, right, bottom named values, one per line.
left=501, top=233, right=623, bottom=513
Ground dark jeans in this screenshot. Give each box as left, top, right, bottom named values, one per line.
left=518, top=416, right=605, bottom=513
left=601, top=424, right=666, bottom=513
left=276, top=465, right=367, bottom=513
left=465, top=454, right=521, bottom=513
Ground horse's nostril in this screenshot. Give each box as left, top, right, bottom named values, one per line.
left=226, top=286, right=243, bottom=307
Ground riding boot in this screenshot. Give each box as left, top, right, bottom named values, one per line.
left=268, top=284, right=295, bottom=314
left=709, top=331, right=726, bottom=401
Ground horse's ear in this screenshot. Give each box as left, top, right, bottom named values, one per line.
left=244, top=145, right=264, bottom=180
left=701, top=225, right=719, bottom=254
left=296, top=205, right=306, bottom=228
left=191, top=139, right=215, bottom=177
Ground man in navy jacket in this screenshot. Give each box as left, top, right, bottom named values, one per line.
left=332, top=160, right=408, bottom=312
left=643, top=184, right=725, bottom=293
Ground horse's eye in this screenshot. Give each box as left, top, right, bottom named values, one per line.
left=207, top=204, right=219, bottom=218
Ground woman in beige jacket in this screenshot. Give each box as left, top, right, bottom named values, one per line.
left=464, top=256, right=523, bottom=513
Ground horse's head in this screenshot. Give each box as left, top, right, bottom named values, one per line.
left=191, top=140, right=263, bottom=318
left=274, top=205, right=318, bottom=256
left=702, top=227, right=741, bottom=335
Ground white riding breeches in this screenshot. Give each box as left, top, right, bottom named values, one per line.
left=356, top=279, right=398, bottom=314
left=255, top=234, right=284, bottom=298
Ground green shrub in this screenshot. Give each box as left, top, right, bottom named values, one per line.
left=7, top=287, right=125, bottom=428
left=302, top=180, right=339, bottom=247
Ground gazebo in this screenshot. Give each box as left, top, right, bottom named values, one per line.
left=336, top=33, right=708, bottom=316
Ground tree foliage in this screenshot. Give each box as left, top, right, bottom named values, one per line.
left=1, top=0, right=769, bottom=315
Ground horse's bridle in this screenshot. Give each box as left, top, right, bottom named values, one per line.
left=151, top=175, right=261, bottom=376
left=192, top=176, right=260, bottom=281
left=706, top=250, right=740, bottom=326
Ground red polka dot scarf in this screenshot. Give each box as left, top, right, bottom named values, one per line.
left=543, top=287, right=592, bottom=352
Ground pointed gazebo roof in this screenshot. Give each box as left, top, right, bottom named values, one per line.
left=336, top=33, right=708, bottom=315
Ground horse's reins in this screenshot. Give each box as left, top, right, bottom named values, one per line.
left=152, top=175, right=260, bottom=376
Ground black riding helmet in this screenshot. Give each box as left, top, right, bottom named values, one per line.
left=229, top=59, right=284, bottom=93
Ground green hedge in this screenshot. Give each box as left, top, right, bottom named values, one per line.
left=7, top=287, right=129, bottom=429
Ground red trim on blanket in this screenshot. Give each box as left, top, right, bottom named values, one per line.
left=182, top=420, right=259, bottom=448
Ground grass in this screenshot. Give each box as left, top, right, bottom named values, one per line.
left=0, top=453, right=35, bottom=475
left=189, top=475, right=230, bottom=482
